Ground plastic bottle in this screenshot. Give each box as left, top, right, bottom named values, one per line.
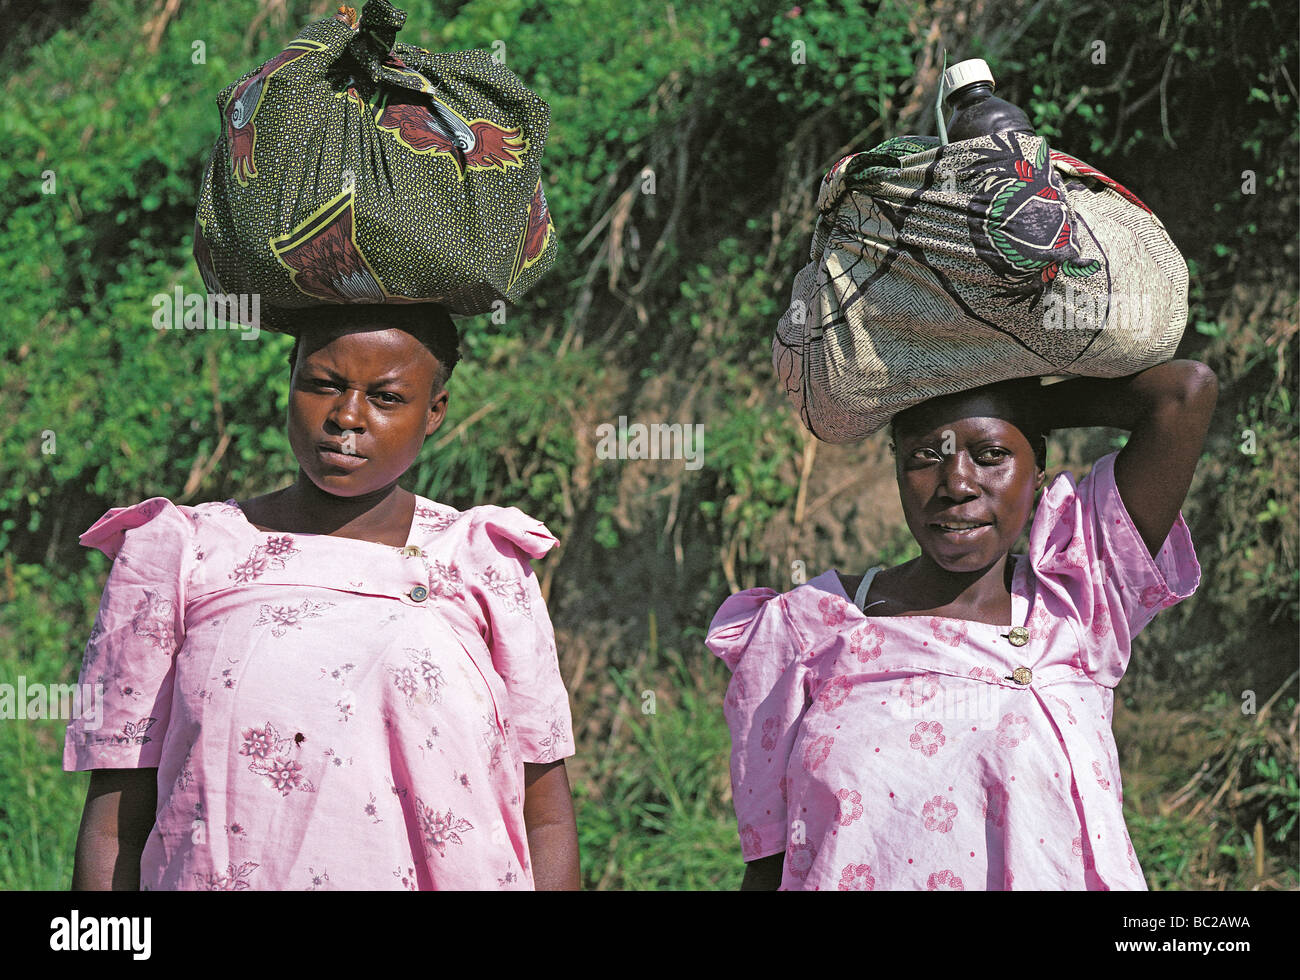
left=943, top=59, right=1035, bottom=142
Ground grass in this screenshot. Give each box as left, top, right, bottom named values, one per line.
left=0, top=559, right=101, bottom=891
left=575, top=640, right=742, bottom=890
left=3, top=555, right=1295, bottom=891
left=1114, top=683, right=1299, bottom=891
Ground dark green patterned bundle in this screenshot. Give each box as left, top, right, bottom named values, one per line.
left=194, top=0, right=556, bottom=331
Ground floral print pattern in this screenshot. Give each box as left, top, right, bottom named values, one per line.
left=983, top=779, right=1010, bottom=827
left=839, top=863, right=876, bottom=890
left=816, top=674, right=852, bottom=712
left=995, top=713, right=1031, bottom=749
left=251, top=598, right=334, bottom=637
left=535, top=718, right=568, bottom=763
left=818, top=595, right=848, bottom=627
left=415, top=798, right=474, bottom=858
left=427, top=559, right=465, bottom=599
left=238, top=721, right=317, bottom=797
left=386, top=647, right=447, bottom=709
left=230, top=535, right=301, bottom=584
left=909, top=721, right=946, bottom=757
left=849, top=621, right=885, bottom=662
left=927, top=869, right=965, bottom=891
left=194, top=861, right=259, bottom=891
left=835, top=788, right=864, bottom=826
left=896, top=675, right=940, bottom=707
left=930, top=618, right=969, bottom=648
left=478, top=565, right=531, bottom=616
left=130, top=590, right=176, bottom=652
left=922, top=795, right=958, bottom=833
left=94, top=717, right=156, bottom=747
left=415, top=504, right=460, bottom=534
left=803, top=734, right=835, bottom=773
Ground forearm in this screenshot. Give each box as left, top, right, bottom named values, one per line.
left=525, top=818, right=580, bottom=890
left=71, top=768, right=158, bottom=891
left=522, top=759, right=580, bottom=890
left=741, top=853, right=783, bottom=890
left=72, top=830, right=146, bottom=891
left=1042, top=359, right=1217, bottom=555
left=1039, top=360, right=1211, bottom=432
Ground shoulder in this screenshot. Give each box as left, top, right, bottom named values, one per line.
left=835, top=564, right=894, bottom=611
left=1029, top=451, right=1121, bottom=553
left=705, top=587, right=784, bottom=671
left=705, top=570, right=843, bottom=671
left=410, top=496, right=558, bottom=561
left=79, top=497, right=202, bottom=559
left=1029, top=451, right=1200, bottom=622
left=837, top=570, right=863, bottom=600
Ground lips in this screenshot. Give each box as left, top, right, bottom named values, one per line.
left=929, top=518, right=994, bottom=539
left=316, top=441, right=366, bottom=470
left=318, top=440, right=365, bottom=459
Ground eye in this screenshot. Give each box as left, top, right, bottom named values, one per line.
left=978, top=447, right=1012, bottom=462
left=374, top=391, right=402, bottom=404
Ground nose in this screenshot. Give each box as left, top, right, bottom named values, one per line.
left=326, top=388, right=366, bottom=433
left=937, top=451, right=980, bottom=501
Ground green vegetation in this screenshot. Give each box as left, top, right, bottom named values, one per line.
left=1, top=0, right=1294, bottom=890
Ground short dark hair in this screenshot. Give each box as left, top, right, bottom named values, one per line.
left=284, top=304, right=461, bottom=394
left=889, top=377, right=1049, bottom=471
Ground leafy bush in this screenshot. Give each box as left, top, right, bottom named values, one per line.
left=1, top=0, right=1293, bottom=890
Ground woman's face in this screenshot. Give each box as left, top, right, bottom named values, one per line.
left=288, top=327, right=448, bottom=498
left=893, top=390, right=1044, bottom=573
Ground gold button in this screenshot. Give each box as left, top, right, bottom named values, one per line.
left=400, top=545, right=423, bottom=557
left=409, top=585, right=429, bottom=602
left=1008, top=626, right=1030, bottom=647
left=1011, top=666, right=1032, bottom=685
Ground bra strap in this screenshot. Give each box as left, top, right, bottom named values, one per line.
left=854, top=565, right=886, bottom=610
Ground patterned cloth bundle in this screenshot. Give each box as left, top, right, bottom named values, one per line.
left=194, top=0, right=556, bottom=331
left=773, top=133, right=1187, bottom=441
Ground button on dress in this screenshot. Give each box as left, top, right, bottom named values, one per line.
left=706, top=451, right=1200, bottom=890
left=64, top=495, right=575, bottom=890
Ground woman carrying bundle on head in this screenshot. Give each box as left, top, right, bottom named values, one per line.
left=711, top=68, right=1217, bottom=888
left=707, top=362, right=1216, bottom=890
left=65, top=303, right=579, bottom=892
left=63, top=0, right=574, bottom=891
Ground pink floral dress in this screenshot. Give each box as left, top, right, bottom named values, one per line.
left=706, top=452, right=1200, bottom=890
left=64, top=495, right=575, bottom=890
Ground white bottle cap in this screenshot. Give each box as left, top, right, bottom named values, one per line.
left=943, top=58, right=995, bottom=96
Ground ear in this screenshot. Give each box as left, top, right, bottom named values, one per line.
left=426, top=387, right=449, bottom=437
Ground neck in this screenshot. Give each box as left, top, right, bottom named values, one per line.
left=902, top=553, right=1014, bottom=611
left=281, top=475, right=409, bottom=537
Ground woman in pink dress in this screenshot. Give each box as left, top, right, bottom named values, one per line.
left=707, top=361, right=1217, bottom=890
left=66, top=304, right=579, bottom=890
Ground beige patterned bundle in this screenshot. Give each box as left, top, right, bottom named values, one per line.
left=773, top=133, right=1187, bottom=441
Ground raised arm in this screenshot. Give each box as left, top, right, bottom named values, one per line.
left=1038, top=359, right=1218, bottom=556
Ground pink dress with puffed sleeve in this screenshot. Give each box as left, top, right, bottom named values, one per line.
left=64, top=495, right=574, bottom=890
left=706, top=451, right=1200, bottom=890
